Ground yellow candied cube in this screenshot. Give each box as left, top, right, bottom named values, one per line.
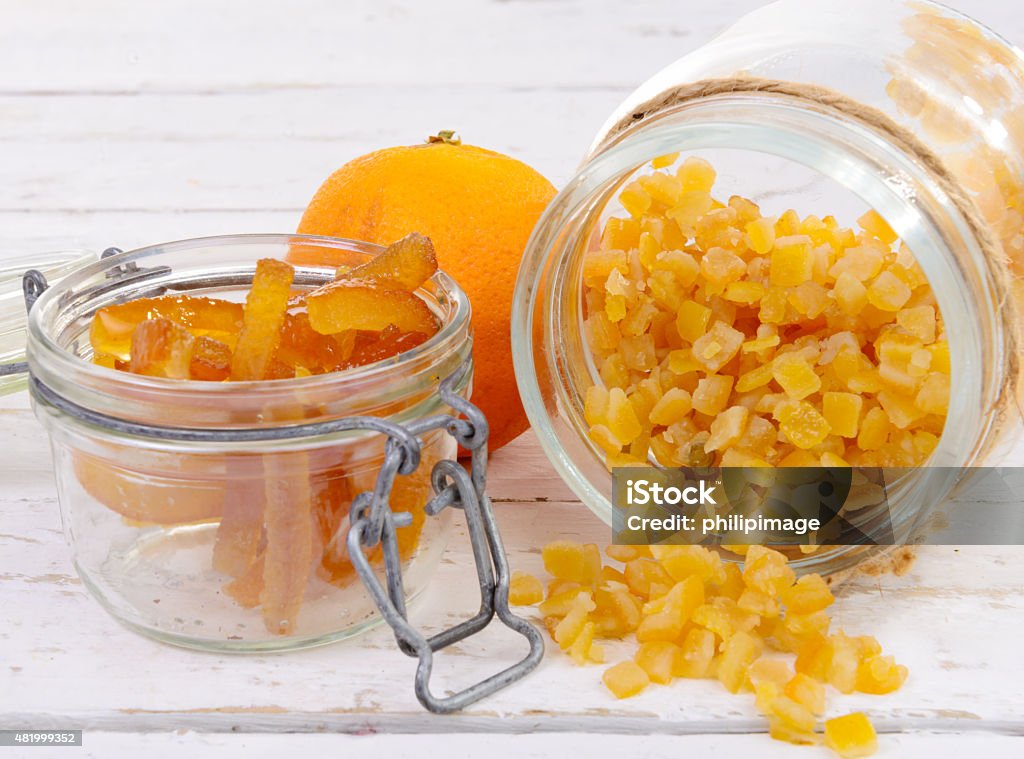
left=856, top=654, right=908, bottom=694
left=928, top=341, right=951, bottom=373
left=588, top=424, right=622, bottom=455
left=693, top=598, right=759, bottom=641
left=820, top=451, right=850, bottom=467
left=676, top=299, right=712, bottom=343
left=828, top=633, right=861, bottom=694
left=742, top=333, right=780, bottom=354
left=717, top=631, right=761, bottom=693
left=553, top=593, right=597, bottom=649
left=618, top=181, right=652, bottom=218
left=692, top=321, right=745, bottom=372
left=723, top=280, right=765, bottom=304
left=700, top=247, right=747, bottom=286
left=587, top=312, right=620, bottom=354
left=897, top=305, right=937, bottom=343
left=649, top=387, right=693, bottom=426
left=857, top=406, right=890, bottom=450
left=858, top=208, right=898, bottom=245
left=607, top=387, right=643, bottom=443
left=624, top=558, right=674, bottom=599
left=601, top=217, right=641, bottom=251
left=542, top=541, right=588, bottom=583
left=634, top=641, right=680, bottom=684
left=568, top=620, right=597, bottom=665
left=759, top=287, right=789, bottom=324
left=652, top=249, right=701, bottom=286
left=657, top=545, right=725, bottom=583
left=772, top=353, right=822, bottom=400
left=737, top=588, right=779, bottom=618
left=746, top=217, right=776, bottom=255
left=775, top=209, right=801, bottom=236
left=824, top=713, right=878, bottom=758
left=704, top=405, right=750, bottom=452
left=867, top=270, right=912, bottom=311
left=605, top=544, right=650, bottom=562
left=749, top=658, right=793, bottom=688
left=603, top=660, right=651, bottom=699
left=769, top=694, right=816, bottom=733
left=833, top=271, right=868, bottom=316
left=667, top=191, right=714, bottom=235
left=583, top=249, right=628, bottom=285
left=667, top=348, right=700, bottom=376
left=637, top=231, right=662, bottom=271
left=829, top=245, right=884, bottom=281
left=584, top=385, right=610, bottom=427
left=742, top=545, right=796, bottom=596
left=736, top=362, right=775, bottom=393
left=509, top=571, right=544, bottom=606
left=673, top=628, right=716, bottom=678
left=729, top=195, right=761, bottom=224
left=915, top=373, right=950, bottom=415
left=604, top=293, right=627, bottom=322
left=651, top=151, right=680, bottom=169
left=775, top=400, right=832, bottom=449
left=676, top=156, right=716, bottom=192
left=638, top=171, right=683, bottom=207
left=822, top=391, right=863, bottom=438
left=788, top=281, right=829, bottom=318
left=778, top=449, right=820, bottom=467
left=780, top=574, right=834, bottom=614
left=594, top=585, right=642, bottom=635
left=770, top=235, right=815, bottom=287
left=692, top=374, right=735, bottom=415
left=754, top=680, right=782, bottom=714
left=878, top=390, right=925, bottom=429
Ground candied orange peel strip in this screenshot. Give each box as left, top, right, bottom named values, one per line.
left=336, top=232, right=439, bottom=291
left=305, top=282, right=438, bottom=336
left=230, top=258, right=295, bottom=380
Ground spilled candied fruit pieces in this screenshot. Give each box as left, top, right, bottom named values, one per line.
left=85, top=235, right=444, bottom=636
left=582, top=154, right=950, bottom=470
left=525, top=540, right=905, bottom=756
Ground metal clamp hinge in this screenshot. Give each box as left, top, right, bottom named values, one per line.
left=341, top=362, right=544, bottom=714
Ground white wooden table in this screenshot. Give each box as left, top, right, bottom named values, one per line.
left=2, top=1, right=1023, bottom=756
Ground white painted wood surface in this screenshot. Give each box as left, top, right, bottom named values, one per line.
left=2, top=0, right=1024, bottom=756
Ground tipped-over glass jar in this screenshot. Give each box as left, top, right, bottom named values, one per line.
left=513, top=0, right=1024, bottom=575
left=25, top=234, right=471, bottom=651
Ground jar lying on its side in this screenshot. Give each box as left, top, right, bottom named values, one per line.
left=513, top=0, right=1024, bottom=576
left=25, top=234, right=471, bottom=652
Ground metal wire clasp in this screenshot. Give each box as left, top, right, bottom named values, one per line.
left=343, top=361, right=544, bottom=714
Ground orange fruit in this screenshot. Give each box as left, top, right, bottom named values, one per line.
left=295, top=132, right=557, bottom=451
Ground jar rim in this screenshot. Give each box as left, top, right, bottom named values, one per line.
left=27, top=233, right=472, bottom=425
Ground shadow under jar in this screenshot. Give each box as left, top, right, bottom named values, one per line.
left=26, top=234, right=471, bottom=652
left=512, top=0, right=1024, bottom=576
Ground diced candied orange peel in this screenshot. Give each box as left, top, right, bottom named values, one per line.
left=532, top=539, right=903, bottom=756
left=582, top=154, right=949, bottom=470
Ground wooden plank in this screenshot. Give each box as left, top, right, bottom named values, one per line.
left=0, top=0, right=766, bottom=92
left=1, top=386, right=1022, bottom=735
left=14, top=730, right=1024, bottom=759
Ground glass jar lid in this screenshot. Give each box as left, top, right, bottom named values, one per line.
left=0, top=249, right=98, bottom=396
